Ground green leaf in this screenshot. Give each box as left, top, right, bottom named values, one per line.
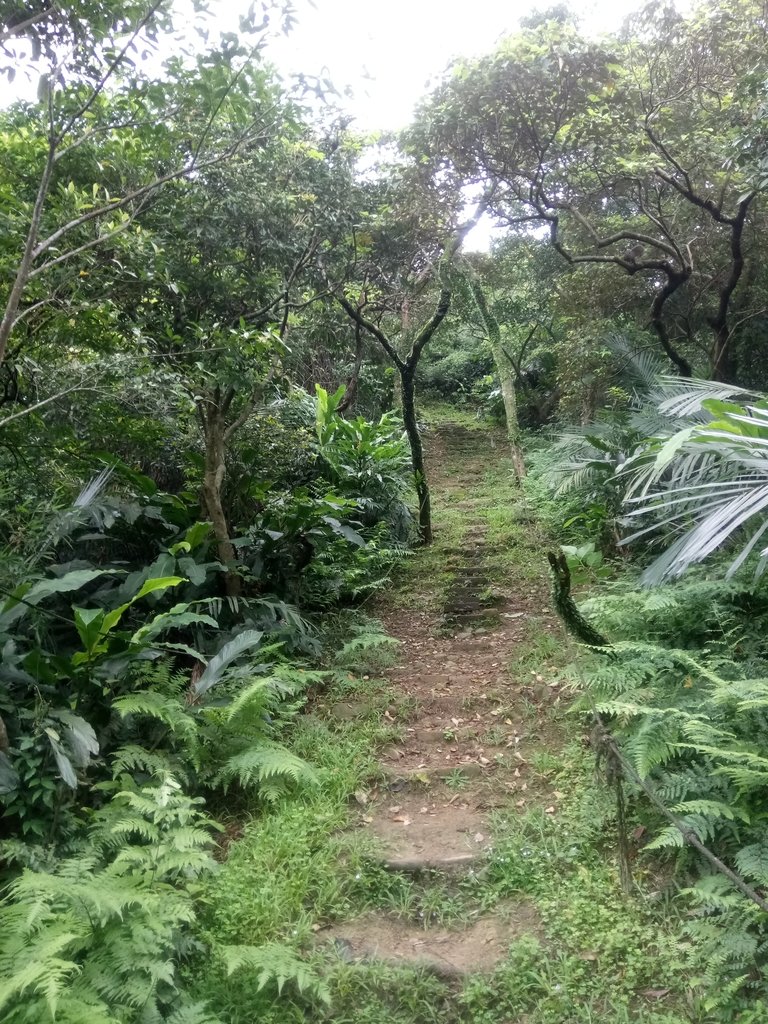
left=45, top=730, right=78, bottom=789
left=321, top=517, right=365, bottom=546
left=1, top=570, right=109, bottom=627
left=101, top=576, right=185, bottom=635
left=0, top=751, right=19, bottom=795
left=191, top=630, right=263, bottom=700
left=73, top=606, right=106, bottom=653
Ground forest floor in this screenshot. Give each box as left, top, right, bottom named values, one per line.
left=200, top=410, right=700, bottom=1024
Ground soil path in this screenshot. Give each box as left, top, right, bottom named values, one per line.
left=321, top=419, right=568, bottom=978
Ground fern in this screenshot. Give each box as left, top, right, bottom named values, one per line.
left=222, top=943, right=330, bottom=1004
left=114, top=692, right=197, bottom=742
left=0, top=777, right=221, bottom=1024
left=735, top=844, right=768, bottom=886
left=216, top=741, right=318, bottom=800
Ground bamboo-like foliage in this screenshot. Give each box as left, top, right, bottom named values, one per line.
left=617, top=382, right=768, bottom=582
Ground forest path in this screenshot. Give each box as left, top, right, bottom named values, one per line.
left=320, top=417, right=570, bottom=979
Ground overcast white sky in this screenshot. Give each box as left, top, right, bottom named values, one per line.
left=263, top=0, right=647, bottom=132
left=4, top=0, right=658, bottom=248
left=259, top=0, right=652, bottom=248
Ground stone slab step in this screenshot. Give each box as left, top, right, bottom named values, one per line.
left=321, top=907, right=541, bottom=978
left=381, top=761, right=494, bottom=786
left=361, top=792, right=491, bottom=872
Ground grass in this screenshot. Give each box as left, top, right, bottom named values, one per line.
left=192, top=404, right=730, bottom=1024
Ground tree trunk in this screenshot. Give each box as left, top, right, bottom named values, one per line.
left=710, top=324, right=734, bottom=383
left=401, top=368, right=432, bottom=545
left=496, top=359, right=526, bottom=479
left=200, top=401, right=241, bottom=598
left=468, top=278, right=525, bottom=482
left=0, top=142, right=56, bottom=367
left=707, top=197, right=752, bottom=383
left=650, top=268, right=693, bottom=377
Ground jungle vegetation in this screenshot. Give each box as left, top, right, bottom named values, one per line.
left=3, top=0, right=768, bottom=1021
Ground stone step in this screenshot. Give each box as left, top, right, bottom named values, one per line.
left=381, top=761, right=496, bottom=787
left=360, top=791, right=492, bottom=872
left=320, top=906, right=541, bottom=978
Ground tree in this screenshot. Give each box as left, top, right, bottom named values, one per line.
left=326, top=175, right=485, bottom=544
left=0, top=0, right=288, bottom=370
left=461, top=267, right=526, bottom=479
left=408, top=0, right=768, bottom=383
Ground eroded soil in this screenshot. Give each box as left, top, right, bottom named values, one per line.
left=320, top=421, right=568, bottom=975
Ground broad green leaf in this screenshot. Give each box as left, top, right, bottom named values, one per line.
left=191, top=630, right=263, bottom=700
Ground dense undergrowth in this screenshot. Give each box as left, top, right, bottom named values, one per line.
left=4, top=0, right=768, bottom=1017
left=521, top=394, right=768, bottom=1019
left=0, top=384, right=417, bottom=1023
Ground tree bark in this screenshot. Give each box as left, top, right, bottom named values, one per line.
left=337, top=321, right=364, bottom=414
left=650, top=268, right=693, bottom=377
left=467, top=277, right=525, bottom=481
left=199, top=397, right=241, bottom=598
left=0, top=141, right=56, bottom=367
left=707, top=197, right=753, bottom=382
left=401, top=367, right=432, bottom=544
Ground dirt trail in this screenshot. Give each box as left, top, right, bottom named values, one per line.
left=321, top=420, right=567, bottom=977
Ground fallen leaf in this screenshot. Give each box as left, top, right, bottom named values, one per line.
left=388, top=805, right=401, bottom=814
left=516, top=799, right=526, bottom=807
left=353, top=789, right=368, bottom=807
left=474, top=832, right=485, bottom=843
left=553, top=790, right=565, bottom=799
left=545, top=806, right=555, bottom=814
left=641, top=989, right=670, bottom=1000
left=579, top=951, right=598, bottom=961
left=392, top=815, right=411, bottom=825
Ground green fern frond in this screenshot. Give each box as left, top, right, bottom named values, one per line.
left=113, top=692, right=196, bottom=742
left=670, top=799, right=749, bottom=823
left=166, top=1000, right=223, bottom=1024
left=110, top=745, right=181, bottom=780
left=734, top=844, right=768, bottom=886
left=216, top=742, right=318, bottom=797
left=623, top=718, right=680, bottom=778
left=222, top=943, right=330, bottom=1004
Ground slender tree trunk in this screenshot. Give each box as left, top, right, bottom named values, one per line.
left=710, top=324, right=733, bottom=383
left=199, top=400, right=241, bottom=598
left=650, top=268, right=693, bottom=377
left=468, top=277, right=525, bottom=481
left=707, top=198, right=752, bottom=383
left=337, top=321, right=363, bottom=414
left=401, top=368, right=432, bottom=545
left=0, top=141, right=56, bottom=367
